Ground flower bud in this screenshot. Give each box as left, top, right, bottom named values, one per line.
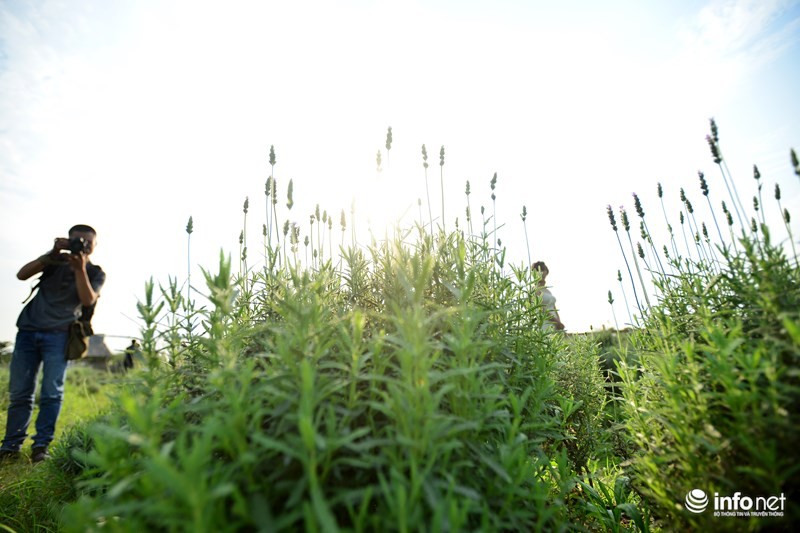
left=699, top=172, right=709, bottom=196
left=620, top=208, right=630, bottom=232
left=633, top=193, right=645, bottom=218
left=607, top=205, right=618, bottom=231
left=706, top=135, right=722, bottom=164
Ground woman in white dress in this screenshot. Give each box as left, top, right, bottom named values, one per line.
left=532, top=261, right=565, bottom=331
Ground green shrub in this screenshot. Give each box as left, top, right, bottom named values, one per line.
left=579, top=475, right=651, bottom=533
left=61, top=231, right=595, bottom=531
left=550, top=333, right=608, bottom=480
left=620, top=238, right=799, bottom=531
left=615, top=131, right=799, bottom=531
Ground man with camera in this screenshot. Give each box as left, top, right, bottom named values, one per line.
left=0, top=224, right=105, bottom=463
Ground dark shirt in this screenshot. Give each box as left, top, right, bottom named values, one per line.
left=17, top=261, right=105, bottom=331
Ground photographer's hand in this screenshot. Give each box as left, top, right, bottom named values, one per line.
left=65, top=251, right=88, bottom=273
left=53, top=237, right=70, bottom=252
left=41, top=237, right=69, bottom=264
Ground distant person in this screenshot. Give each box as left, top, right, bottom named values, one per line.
left=532, top=261, right=565, bottom=331
left=123, top=339, right=140, bottom=371
left=0, top=225, right=105, bottom=463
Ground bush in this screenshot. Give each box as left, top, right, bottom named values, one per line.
left=61, top=231, right=598, bottom=531
left=615, top=137, right=799, bottom=531
left=550, top=333, right=608, bottom=480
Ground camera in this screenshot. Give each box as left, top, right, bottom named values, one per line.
left=68, top=237, right=87, bottom=254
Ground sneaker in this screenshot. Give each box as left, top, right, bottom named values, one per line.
left=0, top=449, right=20, bottom=464
left=31, top=447, right=50, bottom=463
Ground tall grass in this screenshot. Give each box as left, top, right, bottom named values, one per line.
left=58, top=229, right=609, bottom=531
left=0, top=366, right=117, bottom=532
left=609, top=121, right=799, bottom=531
left=42, top=129, right=623, bottom=531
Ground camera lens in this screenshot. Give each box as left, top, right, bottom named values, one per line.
left=69, top=237, right=86, bottom=254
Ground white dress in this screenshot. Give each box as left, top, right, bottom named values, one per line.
left=540, top=288, right=559, bottom=330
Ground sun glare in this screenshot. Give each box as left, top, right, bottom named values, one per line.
left=351, top=163, right=421, bottom=241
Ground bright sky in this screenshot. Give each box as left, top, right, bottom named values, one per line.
left=2, top=0, right=799, bottom=351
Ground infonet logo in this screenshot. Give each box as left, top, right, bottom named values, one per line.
left=685, top=489, right=786, bottom=517
left=685, top=489, right=709, bottom=513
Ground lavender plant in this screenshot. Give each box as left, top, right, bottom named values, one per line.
left=612, top=133, right=800, bottom=531
left=50, top=129, right=647, bottom=532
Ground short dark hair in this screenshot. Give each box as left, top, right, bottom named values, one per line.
left=532, top=261, right=548, bottom=274
left=69, top=224, right=97, bottom=235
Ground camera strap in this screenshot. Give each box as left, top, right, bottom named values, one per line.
left=21, top=281, right=40, bottom=304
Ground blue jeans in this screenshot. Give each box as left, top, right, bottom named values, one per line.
left=1, top=330, right=69, bottom=451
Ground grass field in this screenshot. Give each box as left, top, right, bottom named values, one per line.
left=0, top=364, right=120, bottom=532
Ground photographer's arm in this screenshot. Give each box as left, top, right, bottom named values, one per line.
left=17, top=258, right=47, bottom=280
left=67, top=253, right=98, bottom=307
left=17, top=238, right=69, bottom=280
